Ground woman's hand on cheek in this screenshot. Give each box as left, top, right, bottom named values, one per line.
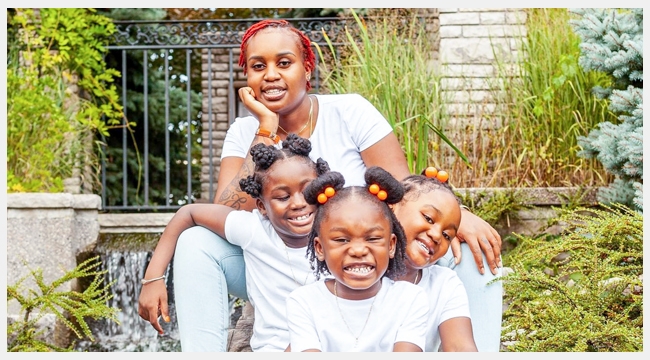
left=238, top=87, right=279, bottom=129
left=453, top=210, right=502, bottom=275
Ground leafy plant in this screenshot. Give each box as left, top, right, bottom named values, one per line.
left=500, top=204, right=643, bottom=351
left=7, top=256, right=120, bottom=352
left=315, top=9, right=467, bottom=174
left=7, top=8, right=125, bottom=193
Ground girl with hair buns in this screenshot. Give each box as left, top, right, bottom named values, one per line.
left=139, top=134, right=328, bottom=352
left=155, top=18, right=503, bottom=352
left=286, top=167, right=429, bottom=352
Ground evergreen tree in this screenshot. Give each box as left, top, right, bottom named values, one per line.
left=569, top=8, right=643, bottom=212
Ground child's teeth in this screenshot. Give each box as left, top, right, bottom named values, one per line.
left=417, top=241, right=430, bottom=253
left=348, top=266, right=371, bottom=273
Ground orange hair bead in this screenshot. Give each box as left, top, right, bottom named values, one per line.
left=436, top=170, right=449, bottom=183
left=369, top=184, right=380, bottom=194
left=317, top=193, right=328, bottom=204
left=377, top=190, right=388, bottom=201
left=424, top=166, right=438, bottom=178
left=324, top=187, right=335, bottom=197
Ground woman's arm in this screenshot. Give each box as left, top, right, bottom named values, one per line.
left=214, top=87, right=279, bottom=209
left=359, top=132, right=411, bottom=181
left=438, top=317, right=478, bottom=352
left=137, top=204, right=234, bottom=333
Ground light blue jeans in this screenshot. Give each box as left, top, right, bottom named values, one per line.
left=173, top=226, right=502, bottom=352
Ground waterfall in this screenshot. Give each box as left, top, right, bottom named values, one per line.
left=75, top=251, right=181, bottom=352
left=74, top=247, right=242, bottom=352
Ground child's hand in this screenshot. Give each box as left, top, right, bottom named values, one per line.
left=238, top=86, right=279, bottom=129
left=137, top=281, right=171, bottom=335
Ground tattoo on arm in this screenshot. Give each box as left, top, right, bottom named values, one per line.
left=217, top=156, right=255, bottom=210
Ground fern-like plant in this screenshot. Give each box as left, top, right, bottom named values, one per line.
left=500, top=204, right=643, bottom=351
left=7, top=256, right=120, bottom=352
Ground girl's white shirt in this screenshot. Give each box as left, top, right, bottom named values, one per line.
left=418, top=265, right=472, bottom=352
left=225, top=209, right=317, bottom=352
left=286, top=277, right=429, bottom=352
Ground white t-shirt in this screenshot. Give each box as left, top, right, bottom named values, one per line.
left=225, top=209, right=318, bottom=352
left=221, top=93, right=394, bottom=187
left=286, top=277, right=429, bottom=352
left=417, top=265, right=472, bottom=352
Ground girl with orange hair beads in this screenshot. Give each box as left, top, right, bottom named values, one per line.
left=145, top=18, right=503, bottom=352
left=286, top=167, right=429, bottom=352
left=391, top=168, right=479, bottom=352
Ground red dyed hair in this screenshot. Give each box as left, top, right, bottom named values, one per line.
left=239, top=19, right=316, bottom=91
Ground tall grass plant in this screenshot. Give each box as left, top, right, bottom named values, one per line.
left=477, top=8, right=616, bottom=188
left=315, top=9, right=466, bottom=174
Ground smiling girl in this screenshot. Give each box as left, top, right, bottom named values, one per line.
left=138, top=134, right=327, bottom=351
left=391, top=168, right=478, bottom=351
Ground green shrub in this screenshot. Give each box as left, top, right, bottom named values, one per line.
left=500, top=204, right=643, bottom=351
left=7, top=8, right=124, bottom=193
left=7, top=256, right=119, bottom=352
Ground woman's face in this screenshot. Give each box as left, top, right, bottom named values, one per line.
left=243, top=28, right=309, bottom=116
left=391, top=189, right=461, bottom=270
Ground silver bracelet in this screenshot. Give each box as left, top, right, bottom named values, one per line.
left=141, top=275, right=166, bottom=285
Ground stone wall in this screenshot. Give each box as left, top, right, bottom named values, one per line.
left=439, top=8, right=527, bottom=121
left=6, top=193, right=102, bottom=348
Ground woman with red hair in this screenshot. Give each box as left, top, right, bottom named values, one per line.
left=139, top=19, right=503, bottom=352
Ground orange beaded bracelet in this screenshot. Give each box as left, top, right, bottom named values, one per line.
left=255, top=128, right=280, bottom=144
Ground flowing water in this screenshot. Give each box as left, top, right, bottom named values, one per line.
left=75, top=251, right=182, bottom=352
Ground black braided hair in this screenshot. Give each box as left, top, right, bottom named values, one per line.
left=400, top=168, right=462, bottom=206
left=238, top=134, right=329, bottom=199
left=304, top=166, right=408, bottom=280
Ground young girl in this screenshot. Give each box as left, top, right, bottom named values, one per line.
left=138, top=134, right=328, bottom=351
left=286, top=166, right=429, bottom=352
left=392, top=167, right=478, bottom=352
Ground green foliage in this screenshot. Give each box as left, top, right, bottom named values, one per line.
left=569, top=8, right=643, bottom=212
left=316, top=9, right=467, bottom=174
left=456, top=189, right=531, bottom=226
left=7, top=256, right=120, bottom=352
left=500, top=204, right=643, bottom=351
left=7, top=8, right=124, bottom=193
left=483, top=8, right=616, bottom=189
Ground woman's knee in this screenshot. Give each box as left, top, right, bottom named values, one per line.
left=175, top=226, right=241, bottom=261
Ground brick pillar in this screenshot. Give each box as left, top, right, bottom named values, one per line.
left=200, top=46, right=246, bottom=201
left=438, top=8, right=527, bottom=169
